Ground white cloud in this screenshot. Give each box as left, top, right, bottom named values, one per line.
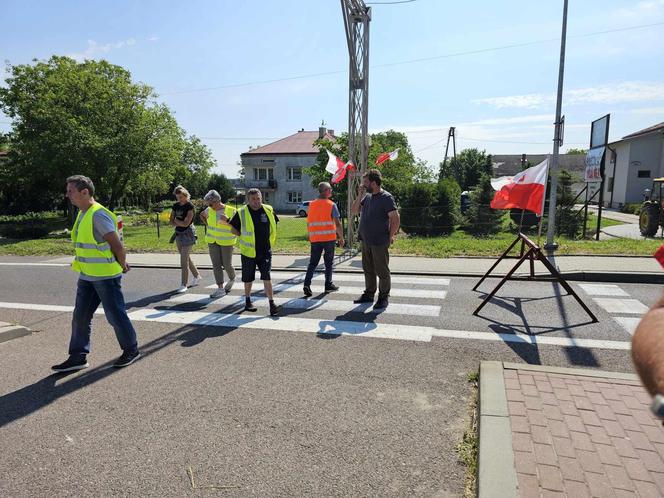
left=612, top=0, right=664, bottom=21
left=147, top=36, right=159, bottom=42
left=627, top=105, right=664, bottom=115
left=473, top=82, right=664, bottom=109
left=67, top=38, right=137, bottom=62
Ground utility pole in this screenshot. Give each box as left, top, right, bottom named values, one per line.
left=341, top=0, right=371, bottom=246
left=544, top=0, right=569, bottom=251
left=442, top=127, right=457, bottom=168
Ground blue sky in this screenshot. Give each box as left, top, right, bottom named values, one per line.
left=2, top=0, right=663, bottom=177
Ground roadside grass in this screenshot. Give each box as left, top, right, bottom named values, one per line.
left=456, top=370, right=479, bottom=498
left=1, top=210, right=661, bottom=257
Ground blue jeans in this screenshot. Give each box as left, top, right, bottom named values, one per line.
left=69, top=277, right=138, bottom=359
left=304, top=241, right=336, bottom=287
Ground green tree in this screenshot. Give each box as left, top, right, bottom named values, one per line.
left=0, top=56, right=192, bottom=212
left=464, top=174, right=504, bottom=236
left=439, top=148, right=492, bottom=191
left=565, top=148, right=587, bottom=155
left=556, top=169, right=580, bottom=237
left=305, top=129, right=434, bottom=215
left=207, top=172, right=235, bottom=204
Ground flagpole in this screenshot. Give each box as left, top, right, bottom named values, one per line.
left=537, top=155, right=552, bottom=246
left=544, top=0, right=569, bottom=251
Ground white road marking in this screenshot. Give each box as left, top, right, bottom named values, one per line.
left=0, top=300, right=631, bottom=350
left=613, top=317, right=642, bottom=336
left=205, top=280, right=446, bottom=299
left=124, top=308, right=631, bottom=350
left=165, top=293, right=442, bottom=316
left=578, top=283, right=629, bottom=297
left=267, top=271, right=451, bottom=286
left=592, top=298, right=650, bottom=315
left=0, top=262, right=70, bottom=267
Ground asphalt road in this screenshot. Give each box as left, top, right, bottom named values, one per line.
left=0, top=262, right=658, bottom=496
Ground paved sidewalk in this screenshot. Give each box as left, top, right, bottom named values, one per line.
left=40, top=252, right=664, bottom=283
left=479, top=361, right=664, bottom=498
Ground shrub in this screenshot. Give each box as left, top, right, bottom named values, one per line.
left=0, top=211, right=66, bottom=239
left=464, top=174, right=504, bottom=236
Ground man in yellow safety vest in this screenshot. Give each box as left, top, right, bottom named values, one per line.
left=52, top=175, right=140, bottom=372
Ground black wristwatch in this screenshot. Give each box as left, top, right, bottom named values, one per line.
left=651, top=394, right=664, bottom=419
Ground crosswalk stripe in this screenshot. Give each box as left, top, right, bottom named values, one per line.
left=613, top=317, right=642, bottom=336
left=0, top=300, right=632, bottom=350
left=578, top=283, right=629, bottom=297
left=266, top=271, right=451, bottom=286
left=205, top=280, right=447, bottom=299
left=125, top=307, right=631, bottom=350
left=592, top=298, right=650, bottom=315
left=165, top=293, right=442, bottom=316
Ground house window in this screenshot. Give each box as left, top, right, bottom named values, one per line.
left=607, top=177, right=614, bottom=193
left=287, top=167, right=302, bottom=181
left=288, top=191, right=302, bottom=203
left=638, top=170, right=651, bottom=178
left=253, top=168, right=274, bottom=180
left=261, top=159, right=275, bottom=164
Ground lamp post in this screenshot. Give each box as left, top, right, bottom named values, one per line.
left=545, top=0, right=569, bottom=251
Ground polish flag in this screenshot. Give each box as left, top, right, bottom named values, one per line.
left=375, top=148, right=399, bottom=166
left=490, top=158, right=549, bottom=215
left=325, top=149, right=346, bottom=174
left=325, top=149, right=355, bottom=184
left=332, top=161, right=355, bottom=184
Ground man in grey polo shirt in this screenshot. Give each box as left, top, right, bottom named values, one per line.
left=350, top=168, right=400, bottom=309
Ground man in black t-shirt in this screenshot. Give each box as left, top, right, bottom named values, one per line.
left=350, top=169, right=400, bottom=309
left=229, top=188, right=280, bottom=315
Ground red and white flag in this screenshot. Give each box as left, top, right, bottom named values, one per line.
left=490, top=158, right=549, bottom=215
left=325, top=149, right=355, bottom=184
left=375, top=148, right=399, bottom=166
left=325, top=149, right=346, bottom=174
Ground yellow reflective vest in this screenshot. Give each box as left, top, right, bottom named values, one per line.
left=238, top=204, right=276, bottom=258
left=205, top=205, right=237, bottom=246
left=71, top=203, right=123, bottom=277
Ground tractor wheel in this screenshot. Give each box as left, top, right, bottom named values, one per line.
left=639, top=203, right=660, bottom=237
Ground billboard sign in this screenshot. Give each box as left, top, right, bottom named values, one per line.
left=584, top=146, right=605, bottom=183
left=590, top=114, right=610, bottom=149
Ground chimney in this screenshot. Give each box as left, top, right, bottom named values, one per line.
left=327, top=129, right=334, bottom=136
left=319, top=126, right=327, bottom=139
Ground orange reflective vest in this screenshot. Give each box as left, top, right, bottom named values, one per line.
left=307, top=199, right=337, bottom=243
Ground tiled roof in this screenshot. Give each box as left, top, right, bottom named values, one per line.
left=241, top=130, right=336, bottom=155
left=622, top=122, right=664, bottom=140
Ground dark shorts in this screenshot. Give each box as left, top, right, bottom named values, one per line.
left=241, top=252, right=272, bottom=282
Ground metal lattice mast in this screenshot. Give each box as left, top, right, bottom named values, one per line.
left=341, top=0, right=371, bottom=246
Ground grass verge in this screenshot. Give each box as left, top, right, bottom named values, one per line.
left=456, top=371, right=479, bottom=498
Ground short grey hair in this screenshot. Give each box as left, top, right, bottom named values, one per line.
left=318, top=182, right=332, bottom=193
left=247, top=188, right=261, bottom=197
left=66, top=175, right=95, bottom=196
left=203, top=190, right=221, bottom=203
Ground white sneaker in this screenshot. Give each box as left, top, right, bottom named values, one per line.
left=210, top=288, right=226, bottom=299
left=189, top=275, right=203, bottom=287
left=224, top=279, right=235, bottom=293
left=175, top=285, right=188, bottom=294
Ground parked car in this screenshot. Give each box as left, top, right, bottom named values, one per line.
left=295, top=201, right=311, bottom=217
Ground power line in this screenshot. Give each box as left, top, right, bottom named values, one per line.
left=159, top=20, right=664, bottom=96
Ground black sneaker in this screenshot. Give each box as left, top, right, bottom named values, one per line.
left=113, top=351, right=141, bottom=368
left=324, top=283, right=339, bottom=292
left=303, top=286, right=313, bottom=297
left=244, top=302, right=258, bottom=312
left=353, top=294, right=374, bottom=304
left=270, top=303, right=281, bottom=316
left=374, top=298, right=389, bottom=309
left=52, top=356, right=89, bottom=373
